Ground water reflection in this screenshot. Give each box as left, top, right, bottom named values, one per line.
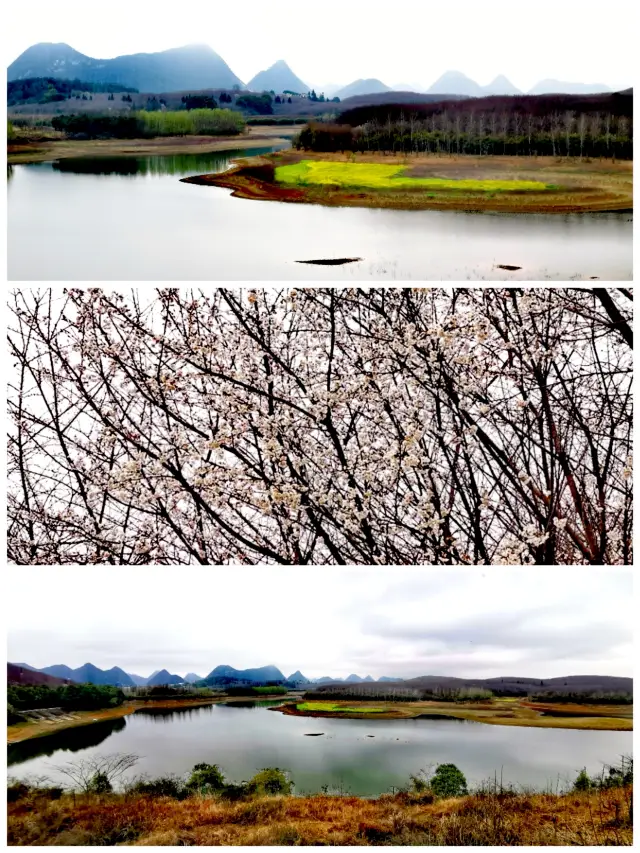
left=50, top=148, right=279, bottom=178
left=8, top=716, right=126, bottom=766
left=134, top=705, right=216, bottom=721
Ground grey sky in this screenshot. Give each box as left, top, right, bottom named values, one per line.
left=7, top=568, right=632, bottom=680
left=5, top=0, right=634, bottom=92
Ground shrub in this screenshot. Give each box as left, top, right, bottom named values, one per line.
left=7, top=781, right=30, bottom=802
left=574, top=768, right=591, bottom=791
left=430, top=764, right=468, bottom=798
left=185, top=763, right=226, bottom=794
left=129, top=776, right=188, bottom=799
left=7, top=704, right=26, bottom=724
left=87, top=771, right=112, bottom=793
left=246, top=768, right=293, bottom=796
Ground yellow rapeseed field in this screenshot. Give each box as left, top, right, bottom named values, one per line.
left=275, top=160, right=550, bottom=192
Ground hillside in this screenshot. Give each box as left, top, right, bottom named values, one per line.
left=247, top=60, right=307, bottom=93
left=8, top=42, right=244, bottom=92
left=7, top=663, right=71, bottom=687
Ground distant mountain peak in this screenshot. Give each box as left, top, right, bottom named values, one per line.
left=427, top=70, right=484, bottom=97
left=287, top=670, right=310, bottom=683
left=8, top=41, right=244, bottom=91
left=334, top=78, right=390, bottom=99
left=247, top=60, right=308, bottom=93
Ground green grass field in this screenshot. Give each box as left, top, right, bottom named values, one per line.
left=296, top=702, right=387, bottom=714
left=275, top=160, right=551, bottom=192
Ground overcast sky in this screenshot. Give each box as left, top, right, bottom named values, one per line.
left=7, top=568, right=632, bottom=680
left=5, top=0, right=633, bottom=91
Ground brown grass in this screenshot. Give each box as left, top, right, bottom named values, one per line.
left=7, top=785, right=633, bottom=846
left=186, top=150, right=633, bottom=213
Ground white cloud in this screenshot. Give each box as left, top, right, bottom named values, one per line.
left=7, top=567, right=632, bottom=680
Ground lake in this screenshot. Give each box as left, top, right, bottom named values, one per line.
left=7, top=703, right=632, bottom=796
left=8, top=149, right=632, bottom=281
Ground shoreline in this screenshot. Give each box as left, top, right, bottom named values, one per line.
left=6, top=126, right=295, bottom=164
left=183, top=150, right=633, bottom=213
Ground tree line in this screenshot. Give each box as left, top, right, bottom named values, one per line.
left=296, top=92, right=633, bottom=158
left=50, top=108, right=245, bottom=139
left=297, top=111, right=632, bottom=158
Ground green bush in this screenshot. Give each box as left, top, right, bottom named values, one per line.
left=87, top=772, right=112, bottom=794
left=574, top=768, right=591, bottom=791
left=185, top=763, right=226, bottom=794
left=7, top=121, right=16, bottom=142
left=246, top=768, right=293, bottom=796
left=430, top=764, right=468, bottom=798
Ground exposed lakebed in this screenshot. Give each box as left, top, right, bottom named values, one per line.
left=7, top=148, right=631, bottom=280
left=8, top=702, right=632, bottom=797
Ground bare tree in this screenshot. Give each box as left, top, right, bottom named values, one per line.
left=54, top=754, right=140, bottom=792
left=8, top=288, right=632, bottom=565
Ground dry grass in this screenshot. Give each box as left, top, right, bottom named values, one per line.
left=7, top=785, right=633, bottom=846
left=194, top=150, right=632, bottom=213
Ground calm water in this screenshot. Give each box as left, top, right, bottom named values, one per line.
left=8, top=704, right=631, bottom=796
left=8, top=150, right=632, bottom=281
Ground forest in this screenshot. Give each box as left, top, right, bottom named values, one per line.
left=296, top=91, right=633, bottom=158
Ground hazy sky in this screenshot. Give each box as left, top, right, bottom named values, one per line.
left=5, top=0, right=633, bottom=91
left=7, top=568, right=632, bottom=680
